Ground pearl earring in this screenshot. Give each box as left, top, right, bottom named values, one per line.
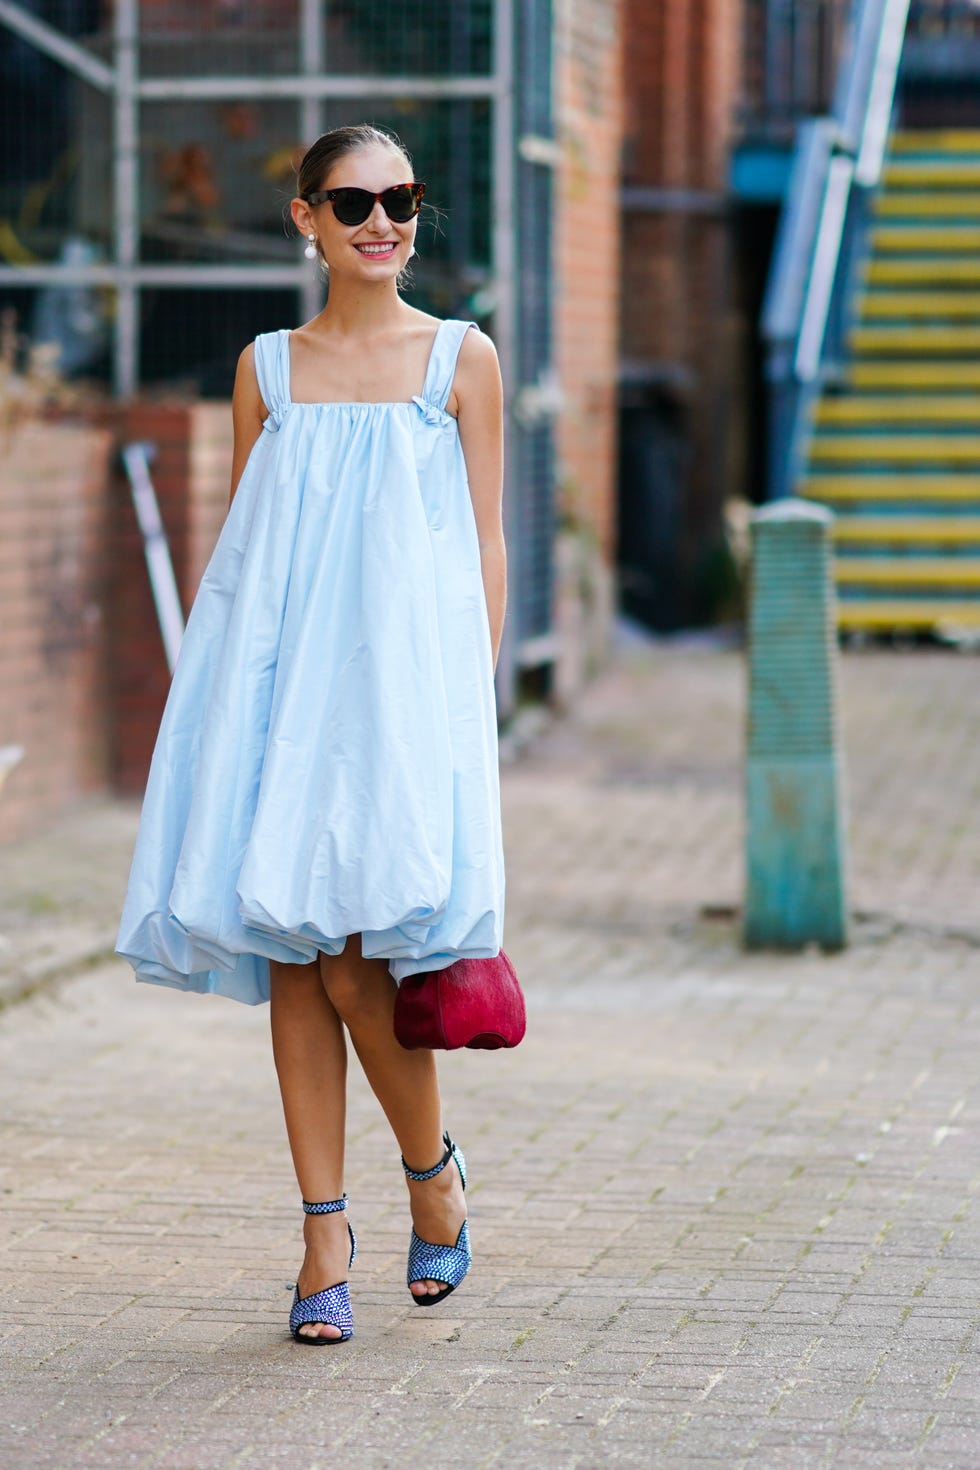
left=408, top=246, right=417, bottom=259
left=304, top=233, right=318, bottom=260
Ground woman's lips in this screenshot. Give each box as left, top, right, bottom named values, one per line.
left=354, top=242, right=398, bottom=258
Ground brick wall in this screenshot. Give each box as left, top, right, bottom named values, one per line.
left=0, top=401, right=233, bottom=841
left=551, top=0, right=623, bottom=696
left=555, top=0, right=623, bottom=563
left=0, top=420, right=114, bottom=843
left=108, top=403, right=232, bottom=795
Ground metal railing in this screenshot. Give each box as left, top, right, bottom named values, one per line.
left=761, top=0, right=912, bottom=499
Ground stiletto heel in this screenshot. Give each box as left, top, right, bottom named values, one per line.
left=289, top=1194, right=356, bottom=1344
left=402, top=1132, right=471, bottom=1306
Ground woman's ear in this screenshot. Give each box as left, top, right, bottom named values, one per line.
left=290, top=196, right=314, bottom=237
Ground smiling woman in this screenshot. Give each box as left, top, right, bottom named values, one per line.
left=294, top=125, right=423, bottom=289
left=116, top=124, right=508, bottom=1348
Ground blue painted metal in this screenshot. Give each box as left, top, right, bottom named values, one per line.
left=761, top=0, right=912, bottom=499
left=744, top=500, right=848, bottom=949
left=762, top=121, right=837, bottom=500
left=763, top=122, right=838, bottom=344
left=729, top=143, right=795, bottom=202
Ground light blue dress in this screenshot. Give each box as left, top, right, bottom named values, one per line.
left=116, top=319, right=505, bottom=1005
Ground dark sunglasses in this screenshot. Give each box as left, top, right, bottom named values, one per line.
left=304, top=181, right=426, bottom=227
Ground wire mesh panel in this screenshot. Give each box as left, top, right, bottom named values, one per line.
left=137, top=288, right=296, bottom=394
left=0, top=5, right=104, bottom=376
left=319, top=0, right=493, bottom=76
left=86, top=99, right=301, bottom=266
left=0, top=1, right=497, bottom=394
left=137, top=2, right=301, bottom=78
left=0, top=0, right=553, bottom=702
left=0, top=4, right=102, bottom=265
left=512, top=0, right=555, bottom=651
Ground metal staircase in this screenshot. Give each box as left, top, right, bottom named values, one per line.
left=761, top=0, right=980, bottom=634
left=801, top=128, right=980, bottom=631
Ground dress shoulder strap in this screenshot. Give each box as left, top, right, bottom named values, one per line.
left=252, top=329, right=291, bottom=430
left=418, top=319, right=478, bottom=411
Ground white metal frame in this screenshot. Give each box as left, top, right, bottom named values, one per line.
left=0, top=0, right=515, bottom=409
left=0, top=0, right=536, bottom=702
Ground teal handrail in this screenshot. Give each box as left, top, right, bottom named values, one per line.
left=761, top=0, right=911, bottom=499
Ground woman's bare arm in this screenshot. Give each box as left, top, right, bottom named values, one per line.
left=453, top=329, right=507, bottom=672
left=229, top=343, right=267, bottom=505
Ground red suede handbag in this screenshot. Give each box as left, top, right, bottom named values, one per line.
left=393, top=951, right=526, bottom=1050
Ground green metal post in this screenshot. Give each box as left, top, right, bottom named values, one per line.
left=744, top=500, right=848, bottom=949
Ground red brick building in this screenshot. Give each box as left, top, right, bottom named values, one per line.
left=0, top=0, right=633, bottom=842
left=556, top=0, right=623, bottom=561
left=0, top=0, right=768, bottom=836
left=553, top=0, right=624, bottom=695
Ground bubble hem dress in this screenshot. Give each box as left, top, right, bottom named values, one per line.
left=116, top=319, right=505, bottom=1006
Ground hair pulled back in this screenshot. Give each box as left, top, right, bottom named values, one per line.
left=297, top=124, right=413, bottom=200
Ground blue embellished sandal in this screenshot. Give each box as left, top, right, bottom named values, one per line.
left=403, top=1132, right=471, bottom=1307
left=289, top=1194, right=356, bottom=1345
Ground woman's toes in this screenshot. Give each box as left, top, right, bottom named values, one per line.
left=299, top=1320, right=341, bottom=1339
left=410, top=1278, right=444, bottom=1298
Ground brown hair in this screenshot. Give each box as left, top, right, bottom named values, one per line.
left=297, top=124, right=413, bottom=201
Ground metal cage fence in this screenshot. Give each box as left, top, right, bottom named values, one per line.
left=0, top=0, right=558, bottom=698
left=0, top=0, right=501, bottom=395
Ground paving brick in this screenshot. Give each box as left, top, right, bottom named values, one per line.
left=2, top=642, right=980, bottom=1467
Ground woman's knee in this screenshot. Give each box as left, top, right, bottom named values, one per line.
left=270, top=957, right=322, bottom=997
left=318, top=944, right=393, bottom=1024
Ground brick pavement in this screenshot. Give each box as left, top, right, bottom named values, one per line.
left=1, top=638, right=979, bottom=1469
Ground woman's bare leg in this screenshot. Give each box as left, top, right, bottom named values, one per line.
left=270, top=957, right=351, bottom=1339
left=318, top=937, right=467, bottom=1299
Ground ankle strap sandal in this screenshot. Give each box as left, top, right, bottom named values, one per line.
left=402, top=1133, right=471, bottom=1306
left=289, top=1194, right=356, bottom=1344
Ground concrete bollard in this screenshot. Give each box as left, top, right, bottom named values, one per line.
left=744, top=499, right=848, bottom=949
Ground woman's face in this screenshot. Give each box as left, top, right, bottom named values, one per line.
left=299, top=141, right=418, bottom=279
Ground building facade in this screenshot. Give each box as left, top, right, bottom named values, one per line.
left=0, top=0, right=625, bottom=838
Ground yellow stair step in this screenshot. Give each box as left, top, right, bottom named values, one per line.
left=860, top=291, right=980, bottom=318
left=811, top=437, right=980, bottom=462
left=837, top=600, right=980, bottom=630
left=851, top=326, right=980, bottom=353
left=866, top=259, right=980, bottom=283
left=890, top=131, right=980, bottom=153
left=847, top=362, right=980, bottom=388
left=833, top=517, right=980, bottom=543
left=874, top=194, right=980, bottom=217
left=871, top=226, right=980, bottom=251
left=802, top=475, right=980, bottom=501
left=835, top=558, right=980, bottom=586
left=883, top=162, right=980, bottom=186
left=815, top=398, right=980, bottom=425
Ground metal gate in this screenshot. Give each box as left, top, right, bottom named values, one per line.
left=0, top=0, right=556, bottom=708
